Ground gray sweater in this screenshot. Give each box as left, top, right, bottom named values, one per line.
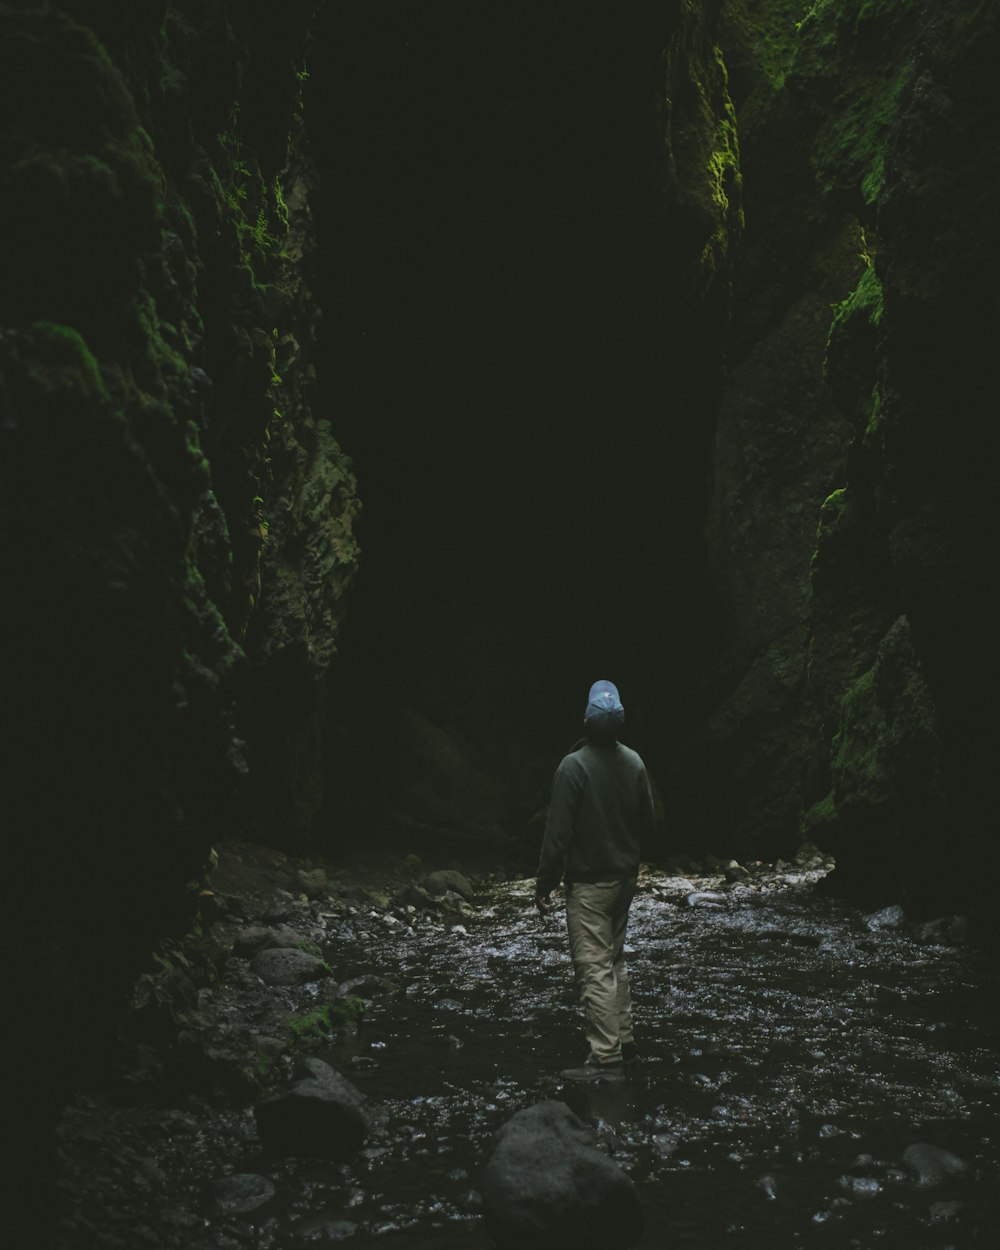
left=536, top=741, right=655, bottom=897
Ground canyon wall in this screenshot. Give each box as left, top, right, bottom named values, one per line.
left=0, top=0, right=357, bottom=1213
left=688, top=0, right=1000, bottom=917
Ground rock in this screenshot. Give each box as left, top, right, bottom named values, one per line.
left=658, top=877, right=696, bottom=894
left=423, top=869, right=475, bottom=901
left=294, top=1214, right=358, bottom=1242
left=865, top=904, right=905, bottom=931
left=686, top=891, right=726, bottom=908
left=482, top=1100, right=642, bottom=1249
left=295, top=868, right=329, bottom=898
left=928, top=1199, right=965, bottom=1223
left=262, top=892, right=297, bottom=923
left=335, top=974, right=400, bottom=999
left=250, top=947, right=329, bottom=986
left=256, top=1057, right=369, bottom=1159
left=724, top=864, right=750, bottom=882
left=911, top=915, right=970, bottom=945
left=233, top=924, right=301, bottom=958
left=397, top=882, right=437, bottom=910
left=902, top=1142, right=967, bottom=1187
left=205, top=1172, right=275, bottom=1214
left=838, top=1175, right=881, bottom=1198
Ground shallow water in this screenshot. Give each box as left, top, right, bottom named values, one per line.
left=284, top=871, right=999, bottom=1248
left=57, top=867, right=1000, bottom=1248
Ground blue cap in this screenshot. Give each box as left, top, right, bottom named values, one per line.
left=585, top=679, right=625, bottom=724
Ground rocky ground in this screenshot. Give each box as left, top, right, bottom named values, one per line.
left=51, top=841, right=999, bottom=1249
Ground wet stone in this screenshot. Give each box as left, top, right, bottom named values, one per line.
left=929, top=1199, right=965, bottom=1223
left=255, top=1058, right=369, bottom=1159
left=294, top=1214, right=358, bottom=1242
left=250, top=947, right=329, bottom=986
left=335, top=973, right=400, bottom=999
left=838, top=1175, right=881, bottom=1198
left=902, top=1142, right=968, bottom=1186
left=423, top=869, right=475, bottom=901
left=205, top=1172, right=275, bottom=1213
left=911, top=915, right=970, bottom=945
left=233, top=924, right=301, bottom=958
left=295, top=868, right=330, bottom=898
left=866, top=904, right=906, bottom=931
left=686, top=891, right=726, bottom=909
left=483, top=1100, right=642, bottom=1249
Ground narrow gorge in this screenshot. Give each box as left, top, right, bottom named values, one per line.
left=2, top=2, right=997, bottom=1247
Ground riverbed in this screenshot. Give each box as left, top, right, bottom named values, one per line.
left=53, top=849, right=1000, bottom=1248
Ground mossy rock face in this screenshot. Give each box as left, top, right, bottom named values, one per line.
left=693, top=0, right=1000, bottom=895
left=825, top=264, right=883, bottom=434
left=0, top=9, right=160, bottom=331
left=3, top=5, right=359, bottom=1230
left=815, top=615, right=947, bottom=904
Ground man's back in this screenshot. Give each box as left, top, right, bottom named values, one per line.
left=537, top=740, right=653, bottom=894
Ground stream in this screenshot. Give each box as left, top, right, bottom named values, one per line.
left=54, top=851, right=1000, bottom=1249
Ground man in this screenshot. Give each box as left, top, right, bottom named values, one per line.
left=535, top=679, right=655, bottom=1082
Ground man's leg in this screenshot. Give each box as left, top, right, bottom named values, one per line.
left=610, top=877, right=637, bottom=1050
left=565, top=880, right=625, bottom=1065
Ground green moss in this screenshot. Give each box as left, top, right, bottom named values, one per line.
left=289, top=1006, right=333, bottom=1046
left=724, top=0, right=813, bottom=95
left=26, top=321, right=106, bottom=399
left=697, top=47, right=743, bottom=275
left=793, top=1, right=915, bottom=204
left=824, top=263, right=883, bottom=431
left=862, top=383, right=881, bottom=447
left=817, top=486, right=847, bottom=533
left=287, top=997, right=364, bottom=1050
left=801, top=788, right=837, bottom=837
left=240, top=1044, right=278, bottom=1092
left=330, top=995, right=366, bottom=1027
left=831, top=666, right=888, bottom=801
left=830, top=262, right=883, bottom=334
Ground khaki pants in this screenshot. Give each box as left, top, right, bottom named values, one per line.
left=565, top=877, right=637, bottom=1064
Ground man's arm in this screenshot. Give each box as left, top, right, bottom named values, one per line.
left=637, top=765, right=655, bottom=848
left=535, top=757, right=582, bottom=904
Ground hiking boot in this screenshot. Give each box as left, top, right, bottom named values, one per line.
left=559, top=1059, right=626, bottom=1083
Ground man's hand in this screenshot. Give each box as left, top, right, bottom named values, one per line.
left=535, top=893, right=553, bottom=916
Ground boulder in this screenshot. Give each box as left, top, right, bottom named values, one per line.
left=295, top=868, right=330, bottom=898
left=250, top=947, right=329, bottom=986
left=865, top=904, right=905, bottom=931
left=233, top=924, right=301, bottom=958
left=911, top=915, right=970, bottom=945
left=902, top=1142, right=967, bottom=1187
left=294, top=1214, right=359, bottom=1242
left=255, top=1057, right=369, bottom=1159
left=423, top=869, right=475, bottom=902
left=205, top=1172, right=275, bottom=1213
left=686, top=891, right=726, bottom=909
left=482, top=1101, right=642, bottom=1249
left=336, top=973, right=400, bottom=1000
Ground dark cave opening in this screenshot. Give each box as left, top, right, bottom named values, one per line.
left=306, top=1, right=727, bottom=853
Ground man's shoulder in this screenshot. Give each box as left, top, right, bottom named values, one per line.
left=556, top=748, right=587, bottom=773
left=615, top=743, right=647, bottom=771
